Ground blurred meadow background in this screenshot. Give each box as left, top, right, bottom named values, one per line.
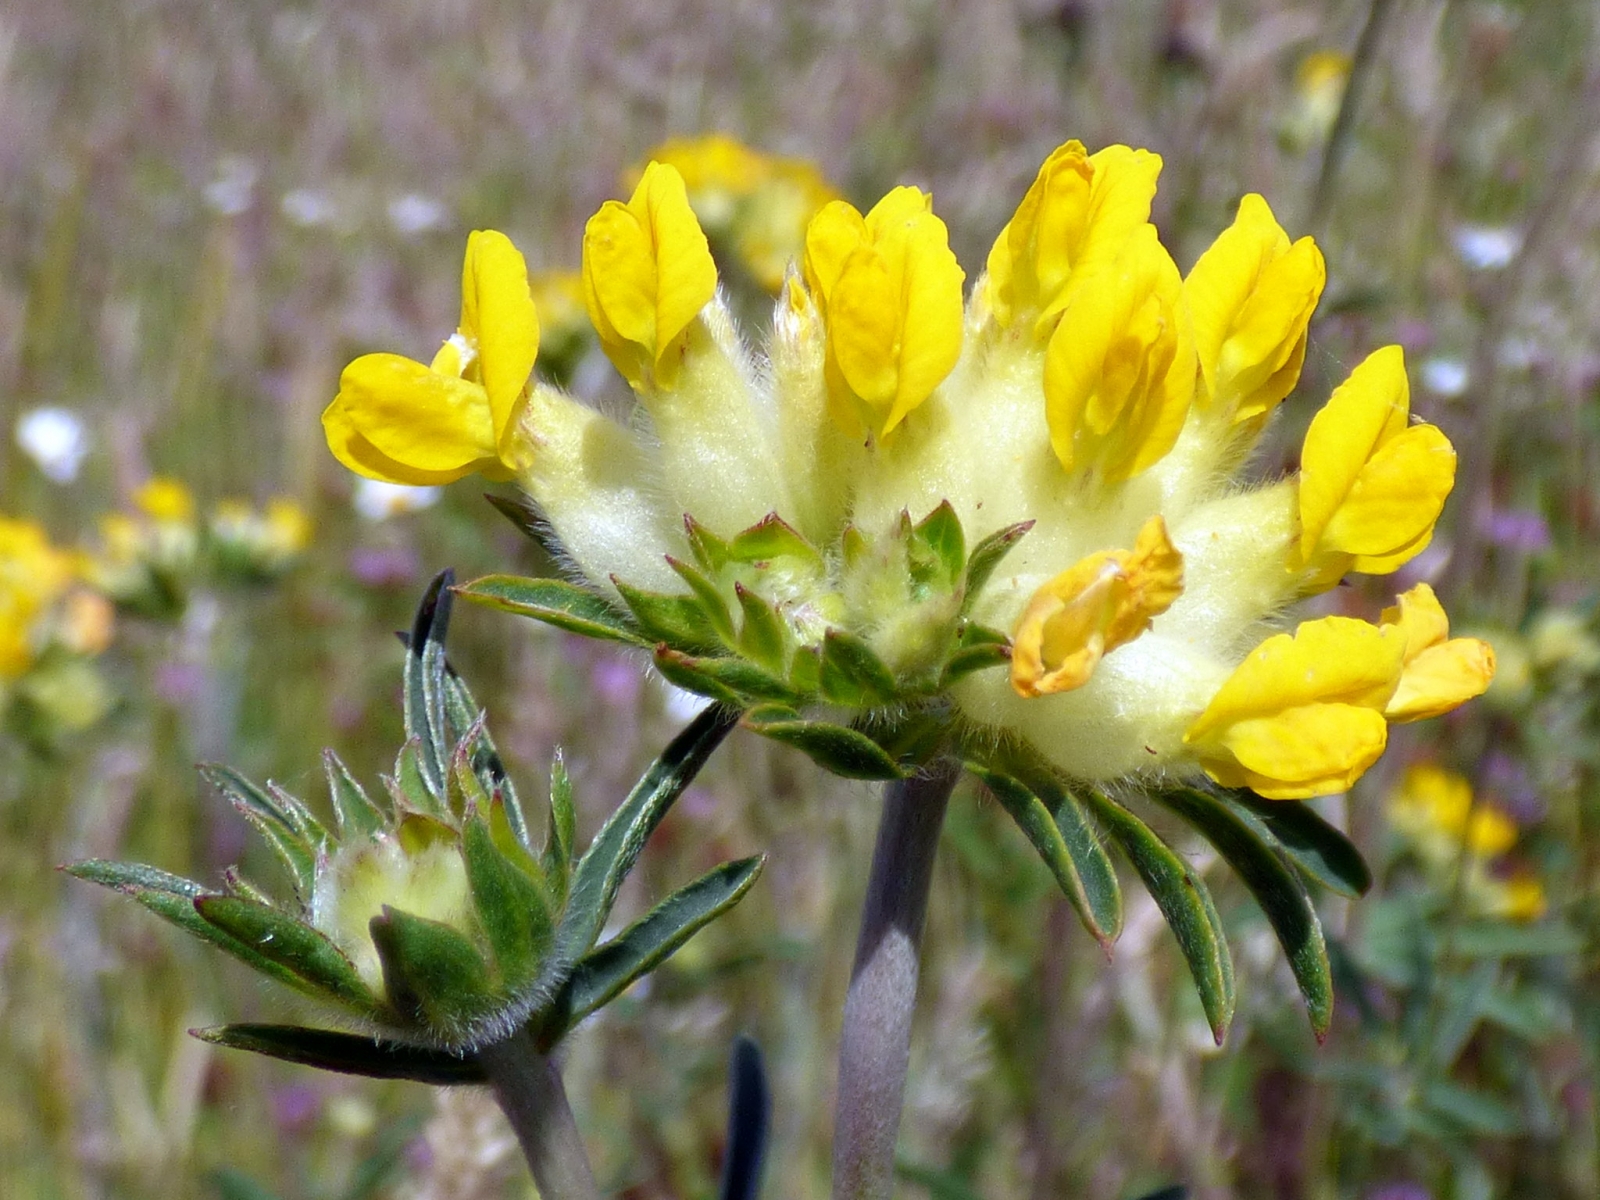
left=4, top=1, right=1600, bottom=1197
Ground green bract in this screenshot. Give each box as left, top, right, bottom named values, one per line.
left=68, top=572, right=760, bottom=1080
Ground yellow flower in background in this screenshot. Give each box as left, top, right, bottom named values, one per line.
left=1042, top=224, right=1194, bottom=481
left=211, top=496, right=314, bottom=577
left=583, top=161, right=718, bottom=390
left=1380, top=584, right=1496, bottom=722
left=1184, top=193, right=1325, bottom=424
left=803, top=187, right=966, bottom=440
left=1297, top=346, right=1456, bottom=577
left=984, top=140, right=1162, bottom=332
left=135, top=477, right=197, bottom=524
left=325, top=230, right=539, bottom=486
left=1, top=518, right=76, bottom=679
left=1389, top=763, right=1516, bottom=858
left=1480, top=873, right=1547, bottom=922
left=1011, top=516, right=1183, bottom=697
left=1184, top=617, right=1405, bottom=799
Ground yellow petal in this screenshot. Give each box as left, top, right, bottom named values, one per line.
left=803, top=200, right=869, bottom=304
left=460, top=230, right=539, bottom=451
left=1388, top=637, right=1496, bottom=722
left=322, top=398, right=478, bottom=486
left=1010, top=515, right=1185, bottom=697
left=637, top=162, right=719, bottom=359
left=1203, top=704, right=1390, bottom=800
left=829, top=245, right=901, bottom=405
left=328, top=354, right=498, bottom=477
left=1380, top=583, right=1451, bottom=658
left=1320, top=424, right=1456, bottom=558
left=1187, top=615, right=1404, bottom=743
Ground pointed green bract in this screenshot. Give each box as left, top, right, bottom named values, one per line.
left=197, top=896, right=383, bottom=1013
left=734, top=584, right=790, bottom=672
left=463, top=812, right=554, bottom=989
left=370, top=906, right=498, bottom=1035
left=727, top=513, right=822, bottom=568
left=542, top=752, right=576, bottom=906
left=403, top=570, right=455, bottom=800
left=547, top=855, right=766, bottom=1043
left=1155, top=788, right=1334, bottom=1037
left=194, top=1023, right=487, bottom=1085
left=392, top=738, right=446, bottom=817
left=324, top=748, right=387, bottom=837
left=742, top=707, right=904, bottom=780
left=614, top=579, right=727, bottom=652
left=960, top=520, right=1034, bottom=614
left=457, top=574, right=647, bottom=646
left=667, top=556, right=736, bottom=643
left=819, top=629, right=898, bottom=706
left=656, top=647, right=797, bottom=704
left=911, top=500, right=966, bottom=592
left=1086, top=791, right=1237, bottom=1042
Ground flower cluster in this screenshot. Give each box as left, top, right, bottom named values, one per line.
left=324, top=138, right=1493, bottom=803
left=1388, top=763, right=1545, bottom=921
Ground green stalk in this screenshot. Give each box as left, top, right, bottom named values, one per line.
left=479, top=1028, right=600, bottom=1200
left=831, top=758, right=960, bottom=1200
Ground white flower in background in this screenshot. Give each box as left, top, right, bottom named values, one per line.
left=352, top=477, right=442, bottom=521
left=281, top=188, right=340, bottom=229
left=204, top=156, right=260, bottom=217
left=388, top=193, right=449, bottom=237
left=1420, top=356, right=1470, bottom=398
left=1452, top=224, right=1521, bottom=271
left=16, top=406, right=89, bottom=483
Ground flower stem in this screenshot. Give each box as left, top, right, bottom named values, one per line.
left=479, top=1028, right=600, bottom=1200
left=831, top=757, right=961, bottom=1200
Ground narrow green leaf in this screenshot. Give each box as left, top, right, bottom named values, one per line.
left=667, top=557, right=736, bottom=643
left=482, top=491, right=566, bottom=561
left=201, top=763, right=322, bottom=849
left=960, top=520, right=1034, bottom=614
left=66, top=861, right=329, bottom=999
left=197, top=896, right=381, bottom=1013
left=222, top=867, right=274, bottom=906
left=971, top=765, right=1121, bottom=945
left=457, top=574, right=646, bottom=646
left=1085, top=792, right=1236, bottom=1042
left=550, top=856, right=764, bottom=1039
left=1157, top=788, right=1334, bottom=1038
left=554, top=706, right=741, bottom=968
left=324, top=749, right=386, bottom=838
left=193, top=1024, right=486, bottom=1085
left=787, top=645, right=821, bottom=695
left=685, top=515, right=732, bottom=573
left=939, top=641, right=1011, bottom=686
left=462, top=812, right=554, bottom=988
left=443, top=670, right=526, bottom=844
left=613, top=579, right=727, bottom=653
left=656, top=647, right=798, bottom=705
left=542, top=753, right=575, bottom=907
left=743, top=709, right=904, bottom=780
left=391, top=739, right=445, bottom=817
left=402, top=570, right=455, bottom=801
left=1221, top=790, right=1373, bottom=898
left=727, top=513, right=822, bottom=568
left=734, top=584, right=789, bottom=673
left=369, top=906, right=497, bottom=1033
left=818, top=629, right=898, bottom=706
left=232, top=807, right=317, bottom=901
left=910, top=500, right=965, bottom=591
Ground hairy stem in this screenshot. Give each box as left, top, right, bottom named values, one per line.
left=480, top=1029, right=600, bottom=1200
left=831, top=758, right=961, bottom=1200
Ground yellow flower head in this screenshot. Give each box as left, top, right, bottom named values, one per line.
left=0, top=517, right=96, bottom=679
left=1297, top=346, right=1456, bottom=577
left=325, top=230, right=540, bottom=486
left=135, top=477, right=197, bottom=524
left=1388, top=763, right=1517, bottom=859
left=1379, top=584, right=1495, bottom=721
left=583, top=161, right=718, bottom=390
left=1184, top=617, right=1405, bottom=800
left=1011, top=516, right=1183, bottom=697
left=1043, top=224, right=1195, bottom=481
left=1184, top=193, right=1325, bottom=424
left=984, top=140, right=1162, bottom=333
left=803, top=187, right=966, bottom=441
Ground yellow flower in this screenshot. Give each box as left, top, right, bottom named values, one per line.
left=1, top=518, right=76, bottom=679
left=582, top=162, right=718, bottom=390
left=640, top=134, right=770, bottom=230
left=324, top=230, right=539, bottom=486
left=1184, top=617, right=1405, bottom=799
left=803, top=187, right=966, bottom=440
left=1379, top=584, right=1495, bottom=722
left=1480, top=873, right=1547, bottom=922
left=1042, top=224, right=1195, bottom=481
left=1297, top=346, right=1456, bottom=577
left=135, top=477, right=197, bottom=524
left=1011, top=516, right=1184, bottom=697
left=1388, top=763, right=1517, bottom=858
left=1184, top=193, right=1325, bottom=424
left=984, top=140, right=1162, bottom=333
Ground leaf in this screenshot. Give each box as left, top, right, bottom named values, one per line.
left=553, top=706, right=741, bottom=969
left=1085, top=792, right=1236, bottom=1042
left=462, top=812, right=554, bottom=989
left=193, top=1024, right=485, bottom=1084
left=969, top=764, right=1121, bottom=945
left=727, top=513, right=822, bottom=568
left=196, top=896, right=382, bottom=1013
left=734, top=584, right=790, bottom=674
left=369, top=906, right=497, bottom=1033
left=442, top=670, right=526, bottom=845
left=1421, top=1080, right=1523, bottom=1136
left=655, top=647, right=798, bottom=705
left=391, top=739, right=445, bottom=818
left=667, top=556, right=736, bottom=643
left=402, top=570, right=455, bottom=802
left=743, top=707, right=904, bottom=780
left=1449, top=922, right=1584, bottom=959
left=818, top=629, right=898, bottom=706
left=613, top=579, right=727, bottom=653
left=457, top=574, right=646, bottom=646
left=940, top=640, right=1012, bottom=686
left=685, top=515, right=732, bottom=573
left=1156, top=788, right=1334, bottom=1038
left=65, top=860, right=335, bottom=1000
left=542, top=752, right=576, bottom=905
left=199, top=764, right=318, bottom=897
left=960, top=520, right=1034, bottom=614
left=549, top=856, right=765, bottom=1039
left=324, top=749, right=386, bottom=838
left=910, top=501, right=966, bottom=591
left=1221, top=790, right=1372, bottom=898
